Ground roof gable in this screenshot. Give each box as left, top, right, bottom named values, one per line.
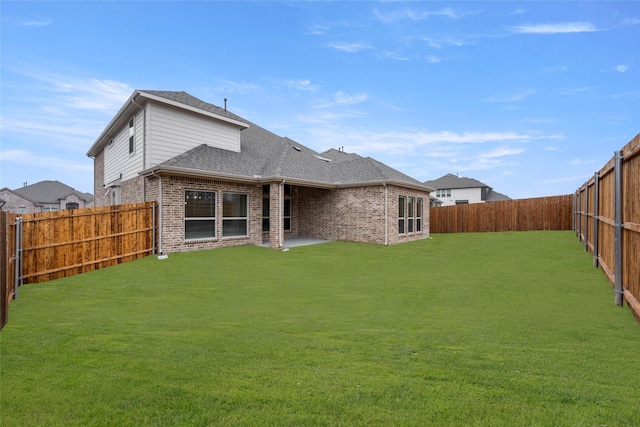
left=13, top=181, right=93, bottom=204
left=424, top=173, right=489, bottom=190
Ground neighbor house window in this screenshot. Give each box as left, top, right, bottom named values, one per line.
left=128, top=118, right=135, bottom=154
left=223, top=193, right=248, bottom=237
left=43, top=206, right=58, bottom=212
left=436, top=189, right=451, bottom=198
left=66, top=202, right=79, bottom=210
left=185, top=190, right=216, bottom=239
left=416, top=198, right=423, bottom=232
left=17, top=206, right=27, bottom=214
left=398, top=196, right=406, bottom=234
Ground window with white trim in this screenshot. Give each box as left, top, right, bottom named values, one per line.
left=185, top=190, right=216, bottom=239
left=398, top=196, right=406, bottom=234
left=128, top=118, right=135, bottom=155
left=416, top=198, right=423, bottom=232
left=436, top=189, right=451, bottom=198
left=408, top=197, right=415, bottom=233
left=223, top=193, right=248, bottom=237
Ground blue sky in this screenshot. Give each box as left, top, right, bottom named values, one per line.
left=1, top=1, right=638, bottom=198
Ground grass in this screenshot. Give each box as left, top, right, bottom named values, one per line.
left=1, top=231, right=639, bottom=426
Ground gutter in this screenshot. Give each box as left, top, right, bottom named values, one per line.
left=140, top=165, right=435, bottom=193
left=383, top=182, right=388, bottom=246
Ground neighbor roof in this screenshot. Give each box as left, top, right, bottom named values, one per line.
left=141, top=91, right=432, bottom=191
left=13, top=180, right=93, bottom=204
left=424, top=173, right=489, bottom=190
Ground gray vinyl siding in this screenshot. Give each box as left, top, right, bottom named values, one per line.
left=104, top=109, right=144, bottom=185
left=147, top=102, right=241, bottom=167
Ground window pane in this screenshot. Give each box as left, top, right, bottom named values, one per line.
left=284, top=217, right=291, bottom=231
left=408, top=218, right=414, bottom=233
left=399, top=219, right=405, bottom=234
left=408, top=197, right=415, bottom=218
left=185, top=220, right=215, bottom=239
left=262, top=218, right=270, bottom=232
left=398, top=197, right=405, bottom=217
left=417, top=198, right=423, bottom=217
left=416, top=218, right=422, bottom=232
left=185, top=191, right=215, bottom=218
left=223, top=219, right=247, bottom=236
left=262, top=198, right=270, bottom=217
left=223, top=193, right=247, bottom=217
left=284, top=199, right=291, bottom=216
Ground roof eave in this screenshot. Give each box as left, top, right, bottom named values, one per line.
left=140, top=166, right=433, bottom=192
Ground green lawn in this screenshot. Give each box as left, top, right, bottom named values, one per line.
left=1, top=231, right=639, bottom=426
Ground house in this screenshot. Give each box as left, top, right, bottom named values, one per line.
left=424, top=173, right=510, bottom=206
left=87, top=90, right=433, bottom=252
left=0, top=181, right=94, bottom=214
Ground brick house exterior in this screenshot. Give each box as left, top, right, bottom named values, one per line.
left=88, top=90, right=433, bottom=253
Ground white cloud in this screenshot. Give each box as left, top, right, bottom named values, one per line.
left=484, top=89, right=535, bottom=103
left=616, top=64, right=629, bottom=73
left=510, top=8, right=528, bottom=16
left=285, top=79, right=318, bottom=92
left=421, top=36, right=468, bottom=49
left=0, top=149, right=93, bottom=171
left=374, top=7, right=459, bottom=23
left=509, top=22, right=598, bottom=34
left=334, top=91, right=368, bottom=106
left=327, top=42, right=373, bottom=53
left=20, top=17, right=52, bottom=27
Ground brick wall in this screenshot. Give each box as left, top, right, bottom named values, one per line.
left=298, top=184, right=430, bottom=245
left=159, top=175, right=263, bottom=253
left=92, top=151, right=108, bottom=207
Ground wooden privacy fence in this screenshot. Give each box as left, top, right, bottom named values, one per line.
left=429, top=195, right=573, bottom=234
left=575, top=133, right=640, bottom=321
left=1, top=202, right=156, bottom=330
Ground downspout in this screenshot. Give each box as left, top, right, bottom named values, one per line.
left=151, top=170, right=163, bottom=255
left=383, top=182, right=388, bottom=246
left=280, top=180, right=285, bottom=248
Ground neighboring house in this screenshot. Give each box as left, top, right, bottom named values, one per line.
left=0, top=181, right=94, bottom=214
left=87, top=90, right=433, bottom=253
left=424, top=173, right=510, bottom=206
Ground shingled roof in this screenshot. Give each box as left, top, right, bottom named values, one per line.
left=424, top=173, right=488, bottom=190
left=13, top=180, right=93, bottom=204
left=144, top=91, right=430, bottom=191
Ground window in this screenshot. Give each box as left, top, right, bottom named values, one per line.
left=284, top=199, right=292, bottom=231
left=262, top=197, right=270, bottom=232
left=43, top=206, right=58, bottom=212
left=66, top=202, right=79, bottom=210
left=128, top=118, right=135, bottom=154
left=185, top=190, right=216, bottom=239
left=17, top=206, right=26, bottom=214
left=416, top=198, right=423, bottom=232
left=407, top=197, right=415, bottom=233
left=223, top=193, right=248, bottom=237
left=398, top=196, right=406, bottom=234
left=436, top=189, right=451, bottom=198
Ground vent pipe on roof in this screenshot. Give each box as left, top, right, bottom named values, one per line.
left=224, top=98, right=227, bottom=111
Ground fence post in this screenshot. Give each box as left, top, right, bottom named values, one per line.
left=583, top=182, right=589, bottom=251
left=593, top=172, right=599, bottom=268
left=614, top=150, right=624, bottom=307
left=13, top=217, right=23, bottom=300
